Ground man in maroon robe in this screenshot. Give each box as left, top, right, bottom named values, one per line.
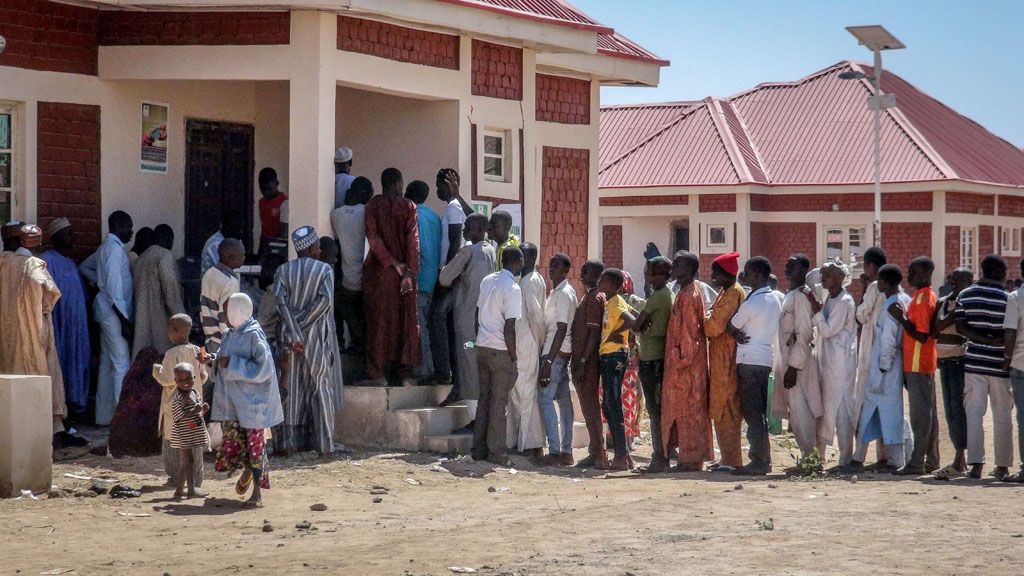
left=363, top=167, right=421, bottom=386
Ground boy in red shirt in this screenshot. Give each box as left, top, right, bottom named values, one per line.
left=258, top=167, right=288, bottom=254
left=888, top=256, right=939, bottom=475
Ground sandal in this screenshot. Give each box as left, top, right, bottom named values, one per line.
left=235, top=470, right=253, bottom=496
left=933, top=464, right=963, bottom=481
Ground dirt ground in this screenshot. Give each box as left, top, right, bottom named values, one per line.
left=4, top=406, right=1024, bottom=576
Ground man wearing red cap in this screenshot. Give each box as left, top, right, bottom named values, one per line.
left=703, top=251, right=746, bottom=471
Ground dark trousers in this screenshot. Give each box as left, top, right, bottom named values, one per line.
left=573, top=357, right=605, bottom=458
left=905, top=371, right=940, bottom=470
left=939, top=357, right=968, bottom=451
left=638, top=359, right=665, bottom=462
left=600, top=349, right=630, bottom=460
left=737, top=363, right=772, bottom=470
left=429, top=287, right=456, bottom=384
left=336, top=286, right=365, bottom=352
left=471, top=346, right=517, bottom=462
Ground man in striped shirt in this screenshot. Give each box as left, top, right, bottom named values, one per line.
left=956, top=254, right=1012, bottom=480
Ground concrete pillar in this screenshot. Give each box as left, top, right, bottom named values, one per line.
left=0, top=375, right=52, bottom=498
left=288, top=11, right=338, bottom=249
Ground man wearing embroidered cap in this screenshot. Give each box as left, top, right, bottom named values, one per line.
left=273, top=225, right=344, bottom=454
left=42, top=217, right=92, bottom=417
left=334, top=146, right=355, bottom=209
left=17, top=223, right=42, bottom=256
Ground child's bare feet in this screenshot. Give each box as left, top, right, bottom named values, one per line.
left=172, top=490, right=185, bottom=500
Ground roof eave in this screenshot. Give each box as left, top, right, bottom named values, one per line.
left=537, top=50, right=663, bottom=87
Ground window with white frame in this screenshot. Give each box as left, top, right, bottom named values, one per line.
left=0, top=104, right=14, bottom=225
left=824, top=225, right=867, bottom=270
left=483, top=129, right=511, bottom=183
left=1002, top=227, right=1021, bottom=256
left=705, top=224, right=728, bottom=248
left=961, top=227, right=977, bottom=271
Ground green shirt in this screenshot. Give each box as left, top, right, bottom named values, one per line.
left=639, top=286, right=674, bottom=361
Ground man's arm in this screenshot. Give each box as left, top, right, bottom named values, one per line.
left=888, top=301, right=929, bottom=343
left=364, top=202, right=402, bottom=274
left=1004, top=329, right=1017, bottom=371
left=445, top=224, right=463, bottom=264
left=438, top=247, right=470, bottom=287
left=503, top=318, right=518, bottom=362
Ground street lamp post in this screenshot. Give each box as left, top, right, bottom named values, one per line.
left=842, top=25, right=904, bottom=247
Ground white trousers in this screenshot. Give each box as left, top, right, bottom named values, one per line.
left=96, top=312, right=130, bottom=426
left=965, top=372, right=1014, bottom=467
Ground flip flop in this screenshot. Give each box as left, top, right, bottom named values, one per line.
left=235, top=470, right=253, bottom=496
left=933, top=464, right=963, bottom=480
left=242, top=500, right=264, bottom=509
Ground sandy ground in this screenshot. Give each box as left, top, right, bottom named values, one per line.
left=4, top=403, right=1024, bottom=576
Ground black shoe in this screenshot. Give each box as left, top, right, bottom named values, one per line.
left=453, top=420, right=475, bottom=435
left=439, top=390, right=461, bottom=408
left=730, top=464, right=769, bottom=476
left=894, top=466, right=926, bottom=476
left=638, top=458, right=670, bottom=474
left=575, top=455, right=597, bottom=468
left=843, top=461, right=865, bottom=474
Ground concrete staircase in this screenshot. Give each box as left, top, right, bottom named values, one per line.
left=334, top=384, right=588, bottom=455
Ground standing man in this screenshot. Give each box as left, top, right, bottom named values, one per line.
left=957, top=254, right=1012, bottom=480
left=538, top=253, right=577, bottom=466
left=506, top=242, right=546, bottom=461
left=933, top=267, right=973, bottom=478
left=809, top=261, right=858, bottom=469
left=854, top=247, right=893, bottom=468
left=257, top=167, right=288, bottom=255
left=41, top=218, right=91, bottom=415
left=330, top=176, right=372, bottom=355
left=488, top=210, right=519, bottom=272
left=1, top=220, right=22, bottom=251
left=333, top=147, right=355, bottom=209
left=133, top=224, right=184, bottom=358
left=777, top=254, right=824, bottom=460
left=94, top=210, right=134, bottom=426
left=572, top=259, right=607, bottom=468
left=633, top=256, right=674, bottom=472
left=200, top=239, right=243, bottom=357
left=888, top=257, right=939, bottom=475
left=201, top=210, right=244, bottom=278
left=1003, top=260, right=1024, bottom=483
left=274, top=226, right=344, bottom=455
left=852, top=264, right=911, bottom=472
left=472, top=246, right=523, bottom=466
left=438, top=213, right=495, bottom=426
left=432, top=169, right=472, bottom=394
left=659, top=252, right=712, bottom=472
left=363, top=168, right=420, bottom=386
left=728, top=256, right=782, bottom=476
left=703, top=252, right=746, bottom=472
left=405, top=180, right=441, bottom=381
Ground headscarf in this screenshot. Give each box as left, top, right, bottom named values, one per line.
left=821, top=258, right=852, bottom=289
left=226, top=292, right=254, bottom=329
left=621, top=270, right=635, bottom=296
left=648, top=256, right=672, bottom=278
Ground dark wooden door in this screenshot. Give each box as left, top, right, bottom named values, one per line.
left=184, top=119, right=254, bottom=258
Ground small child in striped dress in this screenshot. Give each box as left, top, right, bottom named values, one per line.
left=171, top=362, right=210, bottom=499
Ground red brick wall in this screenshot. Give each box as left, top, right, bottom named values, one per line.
left=749, top=222, right=816, bottom=275
left=998, top=195, right=1024, bottom=217
left=540, top=147, right=589, bottom=287
left=602, top=225, right=623, bottom=270
left=536, top=74, right=590, bottom=125
left=698, top=253, right=717, bottom=283
left=979, top=225, right=994, bottom=257
left=946, top=191, right=994, bottom=215
left=471, top=40, right=523, bottom=100
left=880, top=222, right=931, bottom=279
left=600, top=194, right=688, bottom=207
left=37, top=102, right=101, bottom=261
left=336, top=15, right=458, bottom=69
left=945, top=226, right=960, bottom=275
left=0, top=0, right=98, bottom=75
left=750, top=191, right=933, bottom=212
left=99, top=11, right=289, bottom=45
left=699, top=194, right=736, bottom=213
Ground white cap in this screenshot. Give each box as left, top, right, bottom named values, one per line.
left=334, top=147, right=353, bottom=163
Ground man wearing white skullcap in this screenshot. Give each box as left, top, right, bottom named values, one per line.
left=334, top=146, right=355, bottom=210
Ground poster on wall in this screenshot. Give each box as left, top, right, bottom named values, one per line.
left=471, top=200, right=492, bottom=219
left=140, top=101, right=169, bottom=173
left=494, top=203, right=522, bottom=240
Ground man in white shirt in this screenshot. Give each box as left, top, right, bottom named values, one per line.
left=472, top=245, right=524, bottom=467
left=94, top=210, right=135, bottom=425
left=729, top=256, right=783, bottom=475
left=1002, top=259, right=1024, bottom=483
left=333, top=146, right=355, bottom=210
left=330, top=176, right=372, bottom=355
left=432, top=169, right=473, bottom=395
left=539, top=253, right=578, bottom=465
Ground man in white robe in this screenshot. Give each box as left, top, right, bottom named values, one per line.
left=775, top=254, right=823, bottom=458
left=506, top=243, right=547, bottom=460
left=810, top=261, right=859, bottom=468
left=854, top=247, right=896, bottom=466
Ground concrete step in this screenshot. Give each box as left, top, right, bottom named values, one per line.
left=390, top=405, right=472, bottom=438
left=421, top=433, right=474, bottom=455
left=572, top=422, right=589, bottom=449
left=385, top=385, right=453, bottom=410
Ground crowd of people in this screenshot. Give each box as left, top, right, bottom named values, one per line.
left=3, top=144, right=1024, bottom=506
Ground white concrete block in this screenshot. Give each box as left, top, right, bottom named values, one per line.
left=0, top=375, right=53, bottom=498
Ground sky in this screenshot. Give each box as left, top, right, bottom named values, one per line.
left=576, top=0, right=1024, bottom=148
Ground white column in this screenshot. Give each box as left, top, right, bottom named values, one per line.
left=288, top=11, right=337, bottom=248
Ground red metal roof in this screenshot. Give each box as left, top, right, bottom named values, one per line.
left=599, top=61, right=1024, bottom=188
left=597, top=32, right=670, bottom=66
left=435, top=0, right=611, bottom=33
left=599, top=102, right=696, bottom=170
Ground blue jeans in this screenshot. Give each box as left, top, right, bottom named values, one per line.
left=1009, top=369, right=1024, bottom=469
left=538, top=356, right=574, bottom=454
left=414, top=290, right=434, bottom=379
left=600, top=349, right=630, bottom=459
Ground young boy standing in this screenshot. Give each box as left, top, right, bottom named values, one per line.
left=597, top=268, right=637, bottom=471
left=634, top=257, right=674, bottom=472
left=169, top=362, right=210, bottom=499
left=889, top=256, right=939, bottom=475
